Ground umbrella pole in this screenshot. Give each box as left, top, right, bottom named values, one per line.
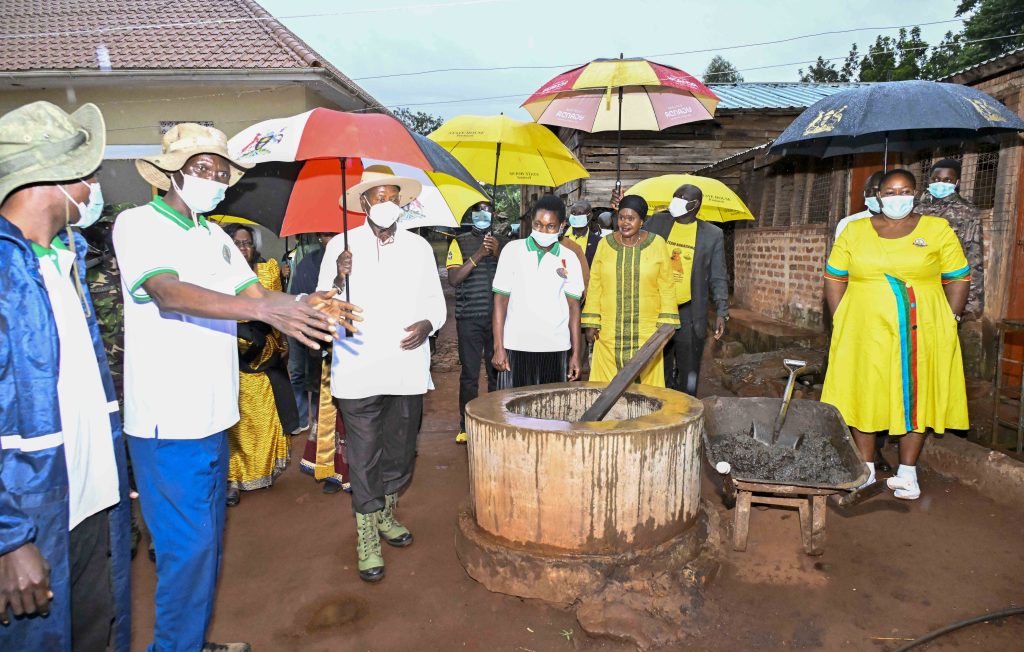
left=883, top=134, right=889, bottom=172
left=341, top=156, right=351, bottom=305
left=492, top=142, right=502, bottom=205
left=616, top=86, right=623, bottom=191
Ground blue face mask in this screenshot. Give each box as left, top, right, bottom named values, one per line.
left=880, top=195, right=915, bottom=220
left=928, top=182, right=956, bottom=200
left=60, top=181, right=104, bottom=228
left=568, top=214, right=588, bottom=228
left=471, top=210, right=492, bottom=229
left=864, top=196, right=881, bottom=213
left=509, top=223, right=520, bottom=234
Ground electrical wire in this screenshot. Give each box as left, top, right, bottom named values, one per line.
left=349, top=12, right=1022, bottom=81
left=69, top=26, right=1024, bottom=129
left=376, top=32, right=1024, bottom=109
left=893, top=606, right=1024, bottom=651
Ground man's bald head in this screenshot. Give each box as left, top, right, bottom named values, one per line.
left=673, top=184, right=703, bottom=202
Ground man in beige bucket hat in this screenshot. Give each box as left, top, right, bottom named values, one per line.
left=0, top=101, right=133, bottom=651
left=316, top=165, right=445, bottom=583
left=113, top=123, right=361, bottom=652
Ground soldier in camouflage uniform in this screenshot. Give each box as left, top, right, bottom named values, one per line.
left=85, top=218, right=124, bottom=396
left=920, top=158, right=984, bottom=320
left=85, top=212, right=149, bottom=559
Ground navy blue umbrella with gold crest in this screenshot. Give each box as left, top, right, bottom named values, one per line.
left=769, top=80, right=1024, bottom=161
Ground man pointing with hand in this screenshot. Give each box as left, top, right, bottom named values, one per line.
left=114, top=124, right=360, bottom=652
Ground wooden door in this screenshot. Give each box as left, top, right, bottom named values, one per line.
left=848, top=153, right=885, bottom=215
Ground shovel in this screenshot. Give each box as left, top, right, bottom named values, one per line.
left=751, top=358, right=807, bottom=449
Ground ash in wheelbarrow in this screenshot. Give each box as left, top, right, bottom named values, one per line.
left=702, top=394, right=868, bottom=556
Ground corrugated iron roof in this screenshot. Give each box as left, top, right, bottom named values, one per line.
left=941, top=46, right=1024, bottom=83
left=709, top=82, right=871, bottom=110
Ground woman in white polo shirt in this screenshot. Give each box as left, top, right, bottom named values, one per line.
left=492, top=195, right=584, bottom=387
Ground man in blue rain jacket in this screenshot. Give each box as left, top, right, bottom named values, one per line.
left=0, top=101, right=131, bottom=651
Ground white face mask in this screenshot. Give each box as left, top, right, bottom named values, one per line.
left=880, top=195, right=915, bottom=220
left=568, top=214, right=588, bottom=228
left=530, top=229, right=559, bottom=248
left=173, top=173, right=227, bottom=215
left=60, top=180, right=104, bottom=228
left=668, top=196, right=696, bottom=218
left=367, top=201, right=402, bottom=229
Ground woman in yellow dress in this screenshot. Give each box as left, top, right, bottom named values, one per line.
left=225, top=225, right=295, bottom=506
left=821, top=169, right=970, bottom=501
left=582, top=195, right=680, bottom=386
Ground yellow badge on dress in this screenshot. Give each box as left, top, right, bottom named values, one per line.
left=913, top=238, right=927, bottom=248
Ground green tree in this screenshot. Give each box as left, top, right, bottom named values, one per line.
left=799, top=45, right=859, bottom=82
left=859, top=27, right=929, bottom=82
left=393, top=107, right=444, bottom=135
left=481, top=184, right=521, bottom=223
left=922, top=31, right=966, bottom=79
left=703, top=55, right=744, bottom=83
left=797, top=0, right=1024, bottom=82
left=958, top=0, right=1024, bottom=63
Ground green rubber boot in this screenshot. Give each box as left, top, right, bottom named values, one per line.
left=355, top=511, right=385, bottom=582
left=377, top=493, right=413, bottom=547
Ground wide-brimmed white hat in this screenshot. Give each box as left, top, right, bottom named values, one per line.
left=343, top=164, right=422, bottom=210
left=137, top=123, right=252, bottom=190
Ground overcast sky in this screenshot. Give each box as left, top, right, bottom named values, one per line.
left=257, top=0, right=965, bottom=119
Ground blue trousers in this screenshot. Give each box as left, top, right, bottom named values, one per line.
left=128, top=432, right=227, bottom=652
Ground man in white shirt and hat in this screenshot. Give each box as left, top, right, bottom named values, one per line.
left=113, top=124, right=359, bottom=652
left=317, top=165, right=445, bottom=583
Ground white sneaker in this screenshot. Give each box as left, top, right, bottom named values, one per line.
left=886, top=474, right=921, bottom=500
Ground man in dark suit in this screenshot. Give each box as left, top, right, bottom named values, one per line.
left=642, top=184, right=729, bottom=395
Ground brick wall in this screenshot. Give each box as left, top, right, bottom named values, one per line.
left=733, top=225, right=828, bottom=329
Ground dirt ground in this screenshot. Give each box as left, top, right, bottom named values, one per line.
left=130, top=278, right=1024, bottom=651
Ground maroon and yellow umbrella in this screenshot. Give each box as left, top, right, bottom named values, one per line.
left=521, top=57, right=720, bottom=186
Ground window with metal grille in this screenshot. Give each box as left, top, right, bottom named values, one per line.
left=807, top=164, right=832, bottom=224
left=972, top=145, right=999, bottom=210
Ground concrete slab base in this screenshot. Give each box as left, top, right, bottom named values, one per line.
left=456, top=500, right=721, bottom=650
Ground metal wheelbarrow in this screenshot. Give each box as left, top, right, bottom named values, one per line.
left=702, top=396, right=868, bottom=556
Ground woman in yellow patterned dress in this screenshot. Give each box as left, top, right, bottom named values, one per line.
left=225, top=225, right=294, bottom=506
left=821, top=169, right=970, bottom=501
left=582, top=195, right=680, bottom=386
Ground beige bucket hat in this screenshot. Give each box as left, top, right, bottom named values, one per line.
left=343, top=164, right=422, bottom=210
left=137, top=123, right=252, bottom=191
left=0, top=101, right=106, bottom=205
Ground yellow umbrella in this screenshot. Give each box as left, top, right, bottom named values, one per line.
left=208, top=214, right=259, bottom=226
left=427, top=114, right=589, bottom=192
left=625, top=174, right=754, bottom=222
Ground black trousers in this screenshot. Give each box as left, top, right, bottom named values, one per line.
left=337, top=394, right=423, bottom=514
left=499, top=349, right=568, bottom=389
left=664, top=320, right=705, bottom=396
left=69, top=509, right=113, bottom=652
left=457, top=317, right=497, bottom=431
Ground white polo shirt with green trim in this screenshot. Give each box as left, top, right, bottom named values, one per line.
left=492, top=237, right=584, bottom=353
left=112, top=197, right=258, bottom=439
